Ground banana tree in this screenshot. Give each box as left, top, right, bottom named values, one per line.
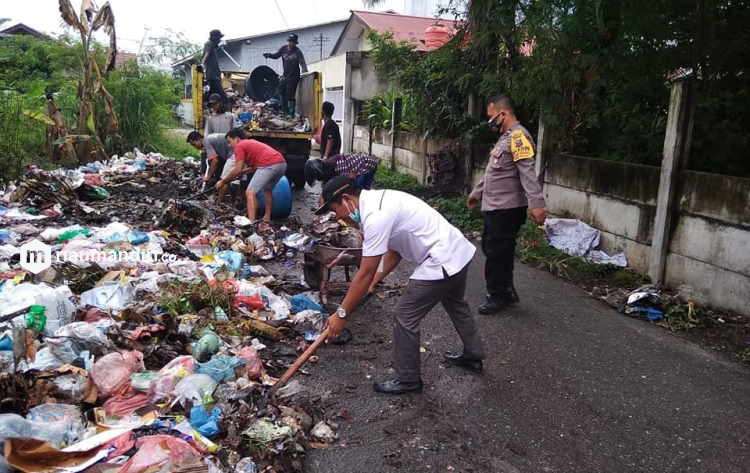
left=56, top=0, right=119, bottom=162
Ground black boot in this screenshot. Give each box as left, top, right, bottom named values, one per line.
left=478, top=286, right=519, bottom=315
left=444, top=352, right=483, bottom=373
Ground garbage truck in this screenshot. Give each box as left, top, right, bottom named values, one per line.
left=192, top=65, right=322, bottom=188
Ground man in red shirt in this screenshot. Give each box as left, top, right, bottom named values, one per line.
left=219, top=128, right=287, bottom=222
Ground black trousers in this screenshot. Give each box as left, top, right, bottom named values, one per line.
left=206, top=79, right=227, bottom=104
left=279, top=74, right=300, bottom=115
left=481, top=206, right=527, bottom=297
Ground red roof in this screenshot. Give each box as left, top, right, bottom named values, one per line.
left=115, top=52, right=138, bottom=68
left=351, top=10, right=459, bottom=51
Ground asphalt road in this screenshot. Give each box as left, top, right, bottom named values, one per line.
left=301, top=247, right=750, bottom=473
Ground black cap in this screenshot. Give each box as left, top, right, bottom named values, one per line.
left=314, top=175, right=358, bottom=215
left=287, top=33, right=299, bottom=43
left=210, top=29, right=224, bottom=39
left=207, top=93, right=222, bottom=104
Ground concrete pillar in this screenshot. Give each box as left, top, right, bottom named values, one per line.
left=648, top=79, right=695, bottom=284
left=342, top=58, right=353, bottom=153
left=534, top=113, right=547, bottom=182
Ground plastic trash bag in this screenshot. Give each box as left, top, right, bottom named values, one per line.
left=0, top=414, right=73, bottom=448
left=242, top=419, right=292, bottom=445
left=189, top=405, right=222, bottom=438
left=196, top=355, right=245, bottom=383
left=26, top=404, right=85, bottom=448
left=173, top=374, right=218, bottom=406
left=0, top=283, right=76, bottom=336
left=80, top=281, right=135, bottom=311
left=216, top=250, right=245, bottom=273
left=91, top=350, right=144, bottom=398
left=236, top=346, right=265, bottom=380
left=235, top=458, right=258, bottom=473
left=191, top=329, right=220, bottom=362
left=49, top=321, right=114, bottom=357
left=130, top=371, right=158, bottom=392
left=26, top=347, right=66, bottom=371
left=103, top=388, right=150, bottom=418
left=126, top=231, right=149, bottom=245
left=148, top=355, right=195, bottom=404
left=117, top=435, right=201, bottom=473
left=290, top=294, right=323, bottom=314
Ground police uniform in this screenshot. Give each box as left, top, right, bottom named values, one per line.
left=470, top=123, right=545, bottom=301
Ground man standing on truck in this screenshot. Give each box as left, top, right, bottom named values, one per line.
left=202, top=29, right=227, bottom=105
left=220, top=128, right=287, bottom=223
left=263, top=33, right=308, bottom=117
left=319, top=101, right=341, bottom=159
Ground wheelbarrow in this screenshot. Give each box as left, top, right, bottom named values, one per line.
left=303, top=244, right=362, bottom=304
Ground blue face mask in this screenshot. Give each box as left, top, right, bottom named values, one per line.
left=346, top=201, right=361, bottom=225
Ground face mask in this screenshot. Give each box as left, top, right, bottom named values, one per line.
left=487, top=112, right=504, bottom=132
left=345, top=200, right=361, bottom=225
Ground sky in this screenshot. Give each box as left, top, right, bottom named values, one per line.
left=2, top=0, right=408, bottom=54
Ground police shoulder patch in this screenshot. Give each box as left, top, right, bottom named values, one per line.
left=510, top=130, right=534, bottom=161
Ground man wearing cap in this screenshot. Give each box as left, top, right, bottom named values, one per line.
left=316, top=176, right=485, bottom=395
left=202, top=30, right=226, bottom=105
left=264, top=33, right=308, bottom=116
left=204, top=93, right=236, bottom=136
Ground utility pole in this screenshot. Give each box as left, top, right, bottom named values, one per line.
left=312, top=33, right=330, bottom=61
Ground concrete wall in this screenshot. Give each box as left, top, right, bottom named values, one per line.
left=544, top=154, right=750, bottom=314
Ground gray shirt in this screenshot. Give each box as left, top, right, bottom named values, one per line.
left=204, top=133, right=232, bottom=160
left=470, top=123, right=545, bottom=211
left=204, top=112, right=236, bottom=136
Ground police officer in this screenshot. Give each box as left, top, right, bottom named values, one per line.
left=264, top=33, right=308, bottom=117
left=467, top=95, right=547, bottom=315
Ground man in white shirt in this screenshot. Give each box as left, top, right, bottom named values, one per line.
left=315, top=176, right=485, bottom=394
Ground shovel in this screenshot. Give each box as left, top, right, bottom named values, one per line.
left=271, top=326, right=331, bottom=394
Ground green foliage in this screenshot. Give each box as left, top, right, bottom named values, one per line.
left=0, top=92, right=47, bottom=182
left=367, top=1, right=750, bottom=176
left=152, top=131, right=200, bottom=159
left=428, top=196, right=483, bottom=233
left=140, top=29, right=201, bottom=67
left=103, top=62, right=183, bottom=153
left=361, top=90, right=418, bottom=132
left=0, top=35, right=80, bottom=94
left=373, top=166, right=425, bottom=194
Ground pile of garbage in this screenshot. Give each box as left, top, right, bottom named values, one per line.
left=0, top=153, right=350, bottom=472
left=234, top=98, right=312, bottom=133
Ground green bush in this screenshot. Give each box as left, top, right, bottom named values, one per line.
left=374, top=166, right=426, bottom=194
left=104, top=62, right=184, bottom=154
left=428, top=196, right=483, bottom=233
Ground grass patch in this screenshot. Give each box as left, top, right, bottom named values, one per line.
left=428, top=196, right=483, bottom=233
left=150, top=129, right=199, bottom=159
left=374, top=166, right=426, bottom=194
left=516, top=221, right=644, bottom=285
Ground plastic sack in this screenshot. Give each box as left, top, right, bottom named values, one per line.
left=57, top=228, right=92, bottom=243
left=130, top=371, right=158, bottom=392
left=242, top=419, right=292, bottom=445
left=148, top=355, right=195, bottom=404
left=189, top=405, right=222, bottom=438
left=192, top=330, right=220, bottom=362
left=127, top=231, right=149, bottom=245
left=173, top=374, right=218, bottom=406
left=0, top=283, right=76, bottom=336
left=49, top=321, right=113, bottom=357
left=234, top=295, right=265, bottom=310
left=26, top=347, right=66, bottom=371
left=26, top=404, right=84, bottom=448
left=0, top=414, right=72, bottom=447
left=51, top=373, right=89, bottom=401
left=92, top=222, right=130, bottom=242
left=236, top=346, right=265, bottom=380
left=196, top=355, right=245, bottom=383
left=80, top=281, right=135, bottom=311
left=117, top=435, right=201, bottom=473
left=91, top=350, right=144, bottom=398
left=290, top=294, right=323, bottom=314
left=103, top=388, right=150, bottom=418
left=216, top=250, right=245, bottom=273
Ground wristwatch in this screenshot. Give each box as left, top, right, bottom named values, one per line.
left=335, top=307, right=347, bottom=319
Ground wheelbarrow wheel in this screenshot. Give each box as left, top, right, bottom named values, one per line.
left=303, top=255, right=322, bottom=289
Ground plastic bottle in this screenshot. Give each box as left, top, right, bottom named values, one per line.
left=25, top=305, right=46, bottom=332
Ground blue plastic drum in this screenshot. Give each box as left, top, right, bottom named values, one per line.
left=256, top=175, right=292, bottom=219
